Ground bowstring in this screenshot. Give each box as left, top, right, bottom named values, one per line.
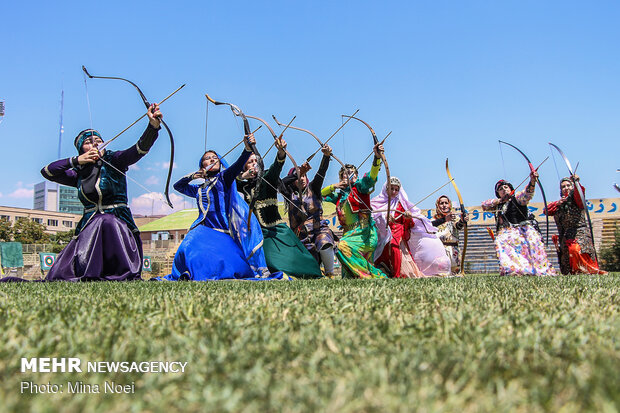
left=204, top=98, right=209, bottom=152
left=83, top=70, right=94, bottom=128
left=99, top=156, right=169, bottom=206
left=498, top=141, right=507, bottom=180
left=82, top=74, right=169, bottom=209
left=549, top=145, right=561, bottom=181
left=341, top=115, right=346, bottom=162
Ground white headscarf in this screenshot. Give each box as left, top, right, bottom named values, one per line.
left=370, top=178, right=437, bottom=261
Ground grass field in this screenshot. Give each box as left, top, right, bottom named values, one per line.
left=1, top=274, right=619, bottom=412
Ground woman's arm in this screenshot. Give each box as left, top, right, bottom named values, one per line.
left=111, top=123, right=160, bottom=170
left=223, top=149, right=253, bottom=187
left=357, top=158, right=381, bottom=194
left=41, top=158, right=79, bottom=187
left=173, top=174, right=199, bottom=198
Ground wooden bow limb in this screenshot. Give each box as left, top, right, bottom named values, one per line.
left=201, top=125, right=262, bottom=174
left=370, top=179, right=456, bottom=217
left=205, top=93, right=264, bottom=231
left=98, top=84, right=185, bottom=151
left=261, top=115, right=297, bottom=158
left=356, top=132, right=393, bottom=170
left=499, top=139, right=550, bottom=245
left=271, top=115, right=349, bottom=171
left=549, top=143, right=598, bottom=263
left=509, top=156, right=549, bottom=196
left=305, top=109, right=360, bottom=162
left=446, top=158, right=468, bottom=274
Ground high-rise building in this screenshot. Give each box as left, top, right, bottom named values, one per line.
left=33, top=181, right=83, bottom=215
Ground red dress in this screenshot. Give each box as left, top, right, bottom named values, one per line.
left=374, top=203, right=425, bottom=278
left=545, top=184, right=606, bottom=275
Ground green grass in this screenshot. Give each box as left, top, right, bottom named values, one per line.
left=1, top=275, right=619, bottom=412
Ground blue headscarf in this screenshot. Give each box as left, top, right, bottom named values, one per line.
left=202, top=152, right=269, bottom=275
left=74, top=129, right=103, bottom=153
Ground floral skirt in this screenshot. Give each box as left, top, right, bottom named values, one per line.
left=495, top=225, right=556, bottom=276
left=336, top=223, right=387, bottom=279
left=443, top=245, right=461, bottom=275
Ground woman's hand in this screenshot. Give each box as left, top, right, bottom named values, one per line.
left=147, top=103, right=162, bottom=129
left=321, top=144, right=332, bottom=157
left=192, top=169, right=207, bottom=180
left=77, top=148, right=101, bottom=165
left=299, top=161, right=311, bottom=176
left=373, top=142, right=384, bottom=160
left=240, top=168, right=257, bottom=180
left=243, top=133, right=256, bottom=152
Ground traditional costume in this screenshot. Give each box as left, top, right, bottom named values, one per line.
left=369, top=179, right=425, bottom=277
left=545, top=178, right=606, bottom=275
left=165, top=150, right=285, bottom=281
left=482, top=180, right=555, bottom=276
left=281, top=153, right=336, bottom=277
left=322, top=161, right=387, bottom=279
left=40, top=126, right=159, bottom=281
left=433, top=196, right=466, bottom=275
left=372, top=179, right=449, bottom=277
left=237, top=152, right=322, bottom=279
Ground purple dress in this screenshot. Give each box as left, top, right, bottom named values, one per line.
left=40, top=125, right=159, bottom=281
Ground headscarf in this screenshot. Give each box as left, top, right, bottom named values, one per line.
left=494, top=180, right=514, bottom=198
left=74, top=129, right=103, bottom=153
left=370, top=178, right=437, bottom=262
left=193, top=151, right=269, bottom=275
left=434, top=195, right=452, bottom=219
left=339, top=163, right=357, bottom=180
left=560, top=177, right=573, bottom=197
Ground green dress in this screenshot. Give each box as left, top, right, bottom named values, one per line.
left=322, top=160, right=387, bottom=279
left=237, top=154, right=323, bottom=279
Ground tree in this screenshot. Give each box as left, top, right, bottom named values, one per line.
left=12, top=218, right=49, bottom=244
left=600, top=228, right=620, bottom=271
left=0, top=219, right=12, bottom=241
left=50, top=229, right=75, bottom=244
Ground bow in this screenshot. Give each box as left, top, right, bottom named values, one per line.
left=445, top=158, right=468, bottom=274
left=548, top=143, right=599, bottom=263
left=341, top=115, right=391, bottom=229
left=271, top=115, right=353, bottom=193
left=82, top=66, right=176, bottom=208
left=205, top=94, right=264, bottom=230
left=245, top=115, right=303, bottom=200
left=498, top=140, right=549, bottom=244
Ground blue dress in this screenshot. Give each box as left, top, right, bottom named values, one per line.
left=165, top=149, right=286, bottom=281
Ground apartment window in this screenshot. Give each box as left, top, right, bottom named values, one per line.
left=0, top=215, right=10, bottom=222
left=47, top=219, right=58, bottom=226
left=32, top=218, right=43, bottom=224
left=62, top=220, right=73, bottom=228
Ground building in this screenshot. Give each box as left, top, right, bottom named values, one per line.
left=0, top=205, right=82, bottom=235
left=33, top=181, right=83, bottom=215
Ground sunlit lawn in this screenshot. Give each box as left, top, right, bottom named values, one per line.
left=1, top=274, right=618, bottom=412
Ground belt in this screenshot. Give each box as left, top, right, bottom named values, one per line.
left=342, top=217, right=370, bottom=233
left=84, top=203, right=127, bottom=213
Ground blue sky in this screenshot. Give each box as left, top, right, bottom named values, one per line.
left=1, top=1, right=618, bottom=215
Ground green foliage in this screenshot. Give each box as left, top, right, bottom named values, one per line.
left=0, top=219, right=12, bottom=241
left=0, top=275, right=618, bottom=412
left=11, top=218, right=49, bottom=244
left=600, top=228, right=620, bottom=271
left=50, top=229, right=75, bottom=244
